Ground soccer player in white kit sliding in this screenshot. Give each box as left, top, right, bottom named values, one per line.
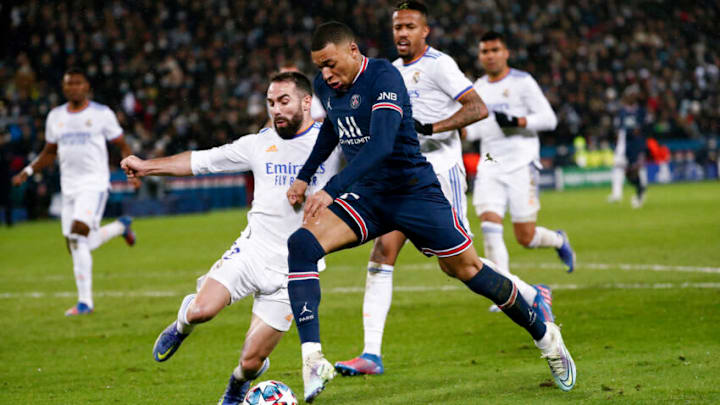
left=12, top=67, right=137, bottom=316
left=120, top=72, right=342, bottom=404
left=335, top=0, right=490, bottom=376
left=465, top=31, right=576, bottom=311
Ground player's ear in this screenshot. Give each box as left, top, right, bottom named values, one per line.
left=348, top=41, right=359, bottom=56
left=302, top=94, right=312, bottom=112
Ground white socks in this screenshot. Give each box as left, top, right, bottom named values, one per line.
left=362, top=262, right=394, bottom=356
left=481, top=222, right=537, bottom=304
left=69, top=234, right=93, bottom=308
left=481, top=222, right=509, bottom=274
left=88, top=221, right=125, bottom=250
left=611, top=165, right=624, bottom=199
left=176, top=294, right=197, bottom=334
left=528, top=226, right=564, bottom=249
left=534, top=322, right=555, bottom=353
left=301, top=342, right=323, bottom=362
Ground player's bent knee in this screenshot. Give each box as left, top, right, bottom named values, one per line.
left=369, top=236, right=401, bottom=264
left=287, top=228, right=325, bottom=269
left=70, top=221, right=90, bottom=236
left=240, top=356, right=265, bottom=374
left=516, top=233, right=534, bottom=247
left=439, top=250, right=483, bottom=281
left=186, top=300, right=221, bottom=323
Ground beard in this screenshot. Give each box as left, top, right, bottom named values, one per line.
left=274, top=109, right=304, bottom=139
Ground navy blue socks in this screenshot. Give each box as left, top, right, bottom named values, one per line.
left=287, top=228, right=327, bottom=344
left=463, top=263, right=547, bottom=340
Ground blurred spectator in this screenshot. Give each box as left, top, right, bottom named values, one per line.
left=1, top=0, right=718, bottom=190
left=0, top=132, right=13, bottom=225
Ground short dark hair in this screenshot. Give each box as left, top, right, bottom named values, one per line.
left=395, top=1, right=428, bottom=18
left=270, top=71, right=313, bottom=97
left=480, top=31, right=506, bottom=45
left=64, top=66, right=88, bottom=80
left=311, top=21, right=355, bottom=52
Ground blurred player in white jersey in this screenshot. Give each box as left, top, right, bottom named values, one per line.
left=121, top=72, right=341, bottom=404
left=465, top=31, right=576, bottom=310
left=335, top=0, right=491, bottom=376
left=12, top=67, right=137, bottom=316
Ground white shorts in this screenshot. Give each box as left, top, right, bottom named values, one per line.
left=61, top=190, right=109, bottom=236
left=473, top=163, right=540, bottom=223
left=197, top=236, right=293, bottom=332
left=436, top=163, right=473, bottom=236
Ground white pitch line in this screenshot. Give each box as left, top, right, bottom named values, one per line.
left=333, top=261, right=720, bottom=274
left=3, top=261, right=719, bottom=283
left=2, top=282, right=720, bottom=300
left=512, top=262, right=720, bottom=274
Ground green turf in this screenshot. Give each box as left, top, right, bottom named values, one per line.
left=1, top=182, right=719, bottom=404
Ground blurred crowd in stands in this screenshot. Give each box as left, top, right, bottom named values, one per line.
left=1, top=0, right=718, bottom=222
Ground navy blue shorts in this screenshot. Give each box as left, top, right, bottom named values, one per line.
left=328, top=182, right=473, bottom=257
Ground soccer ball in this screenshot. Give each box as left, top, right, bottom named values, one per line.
left=243, top=380, right=298, bottom=405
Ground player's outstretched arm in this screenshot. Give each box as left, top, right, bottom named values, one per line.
left=121, top=151, right=193, bottom=179
left=12, top=143, right=58, bottom=186
left=430, top=90, right=488, bottom=135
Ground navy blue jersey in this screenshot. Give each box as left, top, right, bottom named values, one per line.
left=297, top=57, right=436, bottom=198
left=615, top=104, right=646, bottom=134
left=615, top=104, right=647, bottom=162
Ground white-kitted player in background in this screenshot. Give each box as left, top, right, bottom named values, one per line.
left=465, top=31, right=576, bottom=311
left=121, top=72, right=341, bottom=405
left=12, top=67, right=137, bottom=316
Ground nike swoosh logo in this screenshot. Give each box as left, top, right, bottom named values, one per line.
left=156, top=347, right=172, bottom=360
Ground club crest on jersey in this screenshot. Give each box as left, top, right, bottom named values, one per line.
left=412, top=71, right=421, bottom=83
left=86, top=119, right=92, bottom=127
left=503, top=89, right=510, bottom=98
left=350, top=94, right=361, bottom=109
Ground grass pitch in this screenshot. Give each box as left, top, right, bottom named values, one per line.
left=1, top=182, right=719, bottom=404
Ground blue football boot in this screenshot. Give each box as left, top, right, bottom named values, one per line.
left=153, top=321, right=188, bottom=362
left=118, top=216, right=136, bottom=246
left=334, top=352, right=384, bottom=376
left=65, top=302, right=93, bottom=316
left=532, top=284, right=555, bottom=323
left=555, top=230, right=576, bottom=273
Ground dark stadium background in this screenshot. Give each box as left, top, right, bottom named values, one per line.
left=1, top=0, right=718, bottom=222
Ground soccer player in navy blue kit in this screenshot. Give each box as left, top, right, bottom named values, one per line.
left=286, top=22, right=576, bottom=402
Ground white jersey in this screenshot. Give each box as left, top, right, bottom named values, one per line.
left=310, top=94, right=327, bottom=121
left=393, top=46, right=474, bottom=174
left=45, top=101, right=123, bottom=195
left=191, top=122, right=342, bottom=273
left=466, top=69, right=557, bottom=172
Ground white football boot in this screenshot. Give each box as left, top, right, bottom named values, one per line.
left=303, top=351, right=336, bottom=403
left=535, top=322, right=576, bottom=391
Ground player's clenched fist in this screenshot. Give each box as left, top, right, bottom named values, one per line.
left=287, top=179, right=308, bottom=207
left=121, top=155, right=147, bottom=178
